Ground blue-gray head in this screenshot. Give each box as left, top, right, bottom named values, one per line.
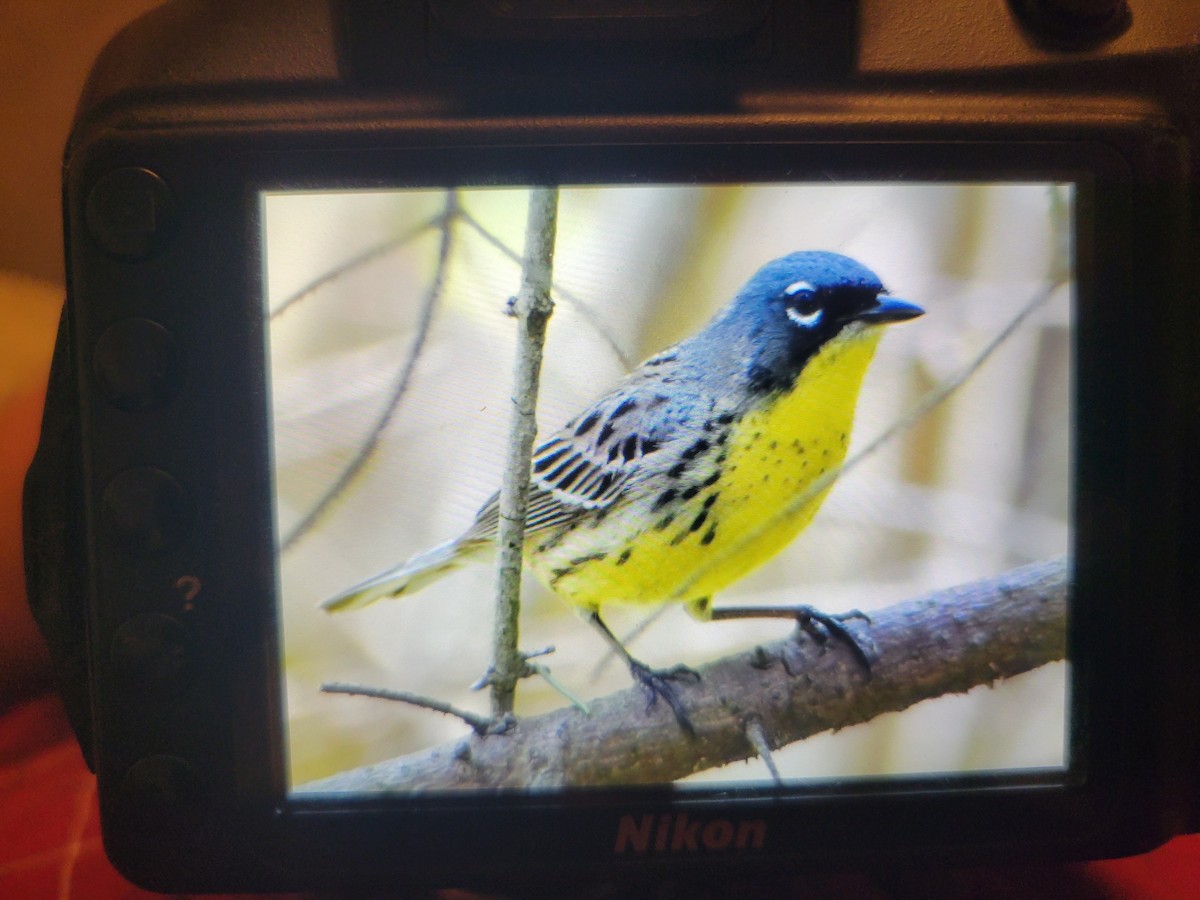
left=703, top=251, right=923, bottom=393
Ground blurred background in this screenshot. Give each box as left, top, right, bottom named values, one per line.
left=263, top=182, right=1072, bottom=789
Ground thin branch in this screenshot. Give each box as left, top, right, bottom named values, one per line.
left=269, top=210, right=447, bottom=320
left=281, top=192, right=459, bottom=552
left=320, top=682, right=494, bottom=734
left=298, top=557, right=1068, bottom=793
left=490, top=187, right=559, bottom=719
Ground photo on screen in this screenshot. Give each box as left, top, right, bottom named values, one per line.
left=262, top=182, right=1073, bottom=795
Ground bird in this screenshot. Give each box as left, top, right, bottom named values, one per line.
left=322, top=250, right=923, bottom=731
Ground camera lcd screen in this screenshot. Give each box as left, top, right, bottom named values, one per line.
left=262, top=182, right=1073, bottom=797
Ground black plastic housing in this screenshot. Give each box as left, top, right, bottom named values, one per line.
left=23, top=0, right=1200, bottom=892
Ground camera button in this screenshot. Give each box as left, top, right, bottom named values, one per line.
left=93, top=317, right=185, bottom=411
left=102, top=467, right=193, bottom=555
left=85, top=167, right=177, bottom=260
left=111, top=613, right=190, bottom=698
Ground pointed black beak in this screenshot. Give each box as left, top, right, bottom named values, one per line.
left=858, top=296, right=924, bottom=325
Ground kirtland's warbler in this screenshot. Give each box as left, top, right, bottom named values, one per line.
left=323, top=250, right=923, bottom=728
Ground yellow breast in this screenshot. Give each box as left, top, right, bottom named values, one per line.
left=529, top=324, right=886, bottom=613
left=685, top=324, right=885, bottom=606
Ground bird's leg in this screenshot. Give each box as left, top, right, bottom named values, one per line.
left=708, top=605, right=874, bottom=677
left=586, top=610, right=700, bottom=736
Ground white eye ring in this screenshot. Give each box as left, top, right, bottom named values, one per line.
left=784, top=280, right=814, bottom=296
left=787, top=306, right=823, bottom=327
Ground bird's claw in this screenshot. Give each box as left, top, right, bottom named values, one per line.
left=791, top=605, right=874, bottom=678
left=629, top=661, right=701, bottom=736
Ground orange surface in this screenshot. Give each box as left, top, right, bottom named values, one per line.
left=0, top=274, right=59, bottom=710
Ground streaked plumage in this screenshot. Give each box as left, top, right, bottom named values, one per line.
left=324, top=250, right=921, bottom=620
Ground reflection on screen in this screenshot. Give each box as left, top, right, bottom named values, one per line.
left=262, top=183, right=1072, bottom=795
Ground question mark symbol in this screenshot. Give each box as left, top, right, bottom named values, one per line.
left=175, top=575, right=202, bottom=611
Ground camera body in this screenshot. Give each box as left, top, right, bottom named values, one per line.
left=24, top=0, right=1200, bottom=891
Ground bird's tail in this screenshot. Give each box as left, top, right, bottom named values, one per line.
left=321, top=538, right=488, bottom=613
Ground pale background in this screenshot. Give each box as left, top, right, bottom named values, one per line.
left=264, top=183, right=1073, bottom=789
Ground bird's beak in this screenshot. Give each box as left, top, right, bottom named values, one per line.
left=858, top=296, right=924, bottom=324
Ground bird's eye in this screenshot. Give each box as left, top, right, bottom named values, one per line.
left=783, top=280, right=822, bottom=327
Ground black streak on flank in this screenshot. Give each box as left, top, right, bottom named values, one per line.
left=680, top=485, right=701, bottom=501
left=689, top=509, right=709, bottom=533
left=552, top=552, right=608, bottom=583
left=682, top=438, right=710, bottom=460
left=570, top=552, right=607, bottom=566
left=653, top=489, right=678, bottom=511
left=701, top=525, right=718, bottom=545
left=669, top=461, right=688, bottom=479
left=641, top=438, right=661, bottom=455
left=616, top=548, right=632, bottom=566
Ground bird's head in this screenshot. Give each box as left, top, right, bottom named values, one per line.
left=714, top=251, right=923, bottom=392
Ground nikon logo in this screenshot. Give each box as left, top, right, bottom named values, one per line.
left=614, top=813, right=767, bottom=854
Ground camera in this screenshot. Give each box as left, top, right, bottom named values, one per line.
left=23, top=0, right=1200, bottom=892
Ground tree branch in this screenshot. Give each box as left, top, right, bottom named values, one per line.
left=298, top=557, right=1068, bottom=794
left=490, top=187, right=559, bottom=718
left=281, top=192, right=459, bottom=552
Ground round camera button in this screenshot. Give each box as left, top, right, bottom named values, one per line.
left=85, top=167, right=177, bottom=260
left=93, top=317, right=185, bottom=411
left=102, top=468, right=193, bottom=556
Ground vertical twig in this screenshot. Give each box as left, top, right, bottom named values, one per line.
left=491, top=187, right=559, bottom=719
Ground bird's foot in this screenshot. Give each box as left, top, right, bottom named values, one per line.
left=788, top=606, right=874, bottom=678
left=628, top=660, right=701, bottom=736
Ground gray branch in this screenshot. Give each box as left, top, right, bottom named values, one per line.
left=490, top=187, right=560, bottom=718
left=298, top=557, right=1068, bottom=794
left=281, top=193, right=458, bottom=552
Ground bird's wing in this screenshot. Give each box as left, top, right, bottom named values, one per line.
left=466, top=382, right=679, bottom=541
